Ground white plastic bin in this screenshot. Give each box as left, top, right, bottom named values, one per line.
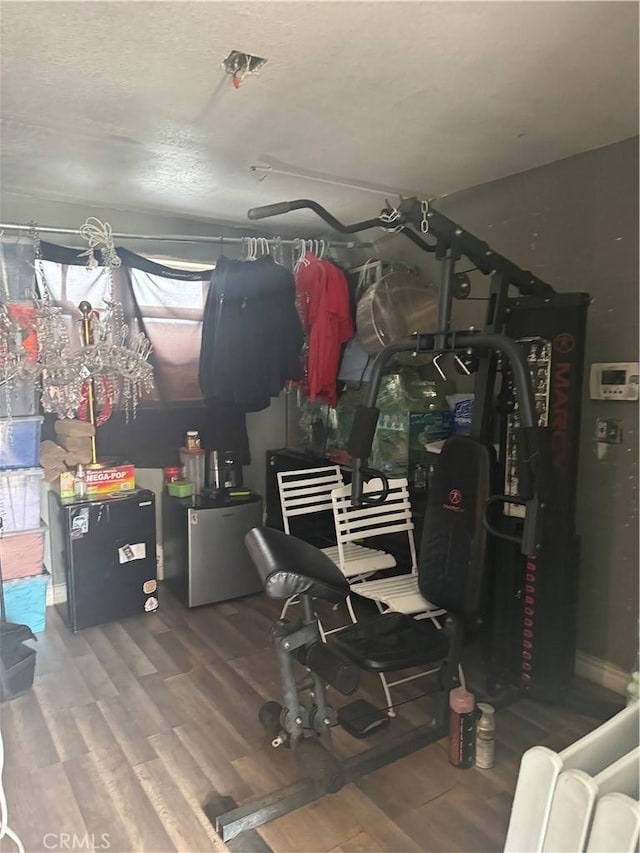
left=0, top=467, right=44, bottom=532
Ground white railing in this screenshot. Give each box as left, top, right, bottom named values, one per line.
left=504, top=701, right=640, bottom=852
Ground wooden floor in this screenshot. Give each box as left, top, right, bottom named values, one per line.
left=0, top=586, right=605, bottom=853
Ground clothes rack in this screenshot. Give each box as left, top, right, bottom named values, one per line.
left=0, top=222, right=371, bottom=250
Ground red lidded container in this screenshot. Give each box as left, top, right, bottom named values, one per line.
left=164, top=465, right=183, bottom=485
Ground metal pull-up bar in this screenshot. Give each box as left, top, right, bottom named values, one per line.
left=247, top=196, right=554, bottom=296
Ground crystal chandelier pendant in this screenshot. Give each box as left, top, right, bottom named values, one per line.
left=26, top=219, right=155, bottom=424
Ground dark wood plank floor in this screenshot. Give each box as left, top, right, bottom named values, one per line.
left=0, top=587, right=605, bottom=853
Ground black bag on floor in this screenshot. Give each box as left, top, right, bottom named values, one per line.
left=0, top=548, right=37, bottom=702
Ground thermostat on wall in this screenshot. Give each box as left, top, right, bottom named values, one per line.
left=589, top=362, right=639, bottom=400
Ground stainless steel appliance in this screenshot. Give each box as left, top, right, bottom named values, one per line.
left=210, top=449, right=243, bottom=489
left=162, top=492, right=262, bottom=607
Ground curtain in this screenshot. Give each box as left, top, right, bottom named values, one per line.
left=35, top=242, right=253, bottom=466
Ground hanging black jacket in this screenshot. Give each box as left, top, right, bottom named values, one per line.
left=199, top=256, right=304, bottom=412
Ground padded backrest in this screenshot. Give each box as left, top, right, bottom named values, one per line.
left=332, top=477, right=417, bottom=571
left=277, top=466, right=345, bottom=534
left=418, top=436, right=495, bottom=620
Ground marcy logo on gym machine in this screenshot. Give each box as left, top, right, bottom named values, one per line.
left=553, top=332, right=575, bottom=354
left=551, top=356, right=572, bottom=472
left=443, top=488, right=464, bottom=513
left=550, top=330, right=577, bottom=471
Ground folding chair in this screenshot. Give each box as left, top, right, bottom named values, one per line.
left=332, top=476, right=446, bottom=713
left=277, top=466, right=397, bottom=620
left=332, top=477, right=445, bottom=619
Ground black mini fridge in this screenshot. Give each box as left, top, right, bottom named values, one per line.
left=50, top=489, right=158, bottom=632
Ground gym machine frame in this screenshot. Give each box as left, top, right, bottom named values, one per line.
left=247, top=195, right=588, bottom=703
left=206, top=196, right=588, bottom=845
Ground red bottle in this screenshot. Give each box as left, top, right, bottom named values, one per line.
left=449, top=686, right=476, bottom=768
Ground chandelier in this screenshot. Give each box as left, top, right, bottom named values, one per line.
left=0, top=219, right=154, bottom=433
left=0, top=302, right=42, bottom=420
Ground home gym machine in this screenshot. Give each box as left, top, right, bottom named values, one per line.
left=205, top=197, right=589, bottom=845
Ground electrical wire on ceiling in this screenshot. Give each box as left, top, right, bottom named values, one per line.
left=249, top=164, right=422, bottom=199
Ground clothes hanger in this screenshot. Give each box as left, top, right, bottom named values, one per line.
left=294, top=238, right=310, bottom=271
left=272, top=237, right=283, bottom=266
left=244, top=236, right=258, bottom=261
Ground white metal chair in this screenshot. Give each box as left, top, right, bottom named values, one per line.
left=332, top=477, right=444, bottom=620
left=331, top=477, right=446, bottom=714
left=276, top=466, right=396, bottom=619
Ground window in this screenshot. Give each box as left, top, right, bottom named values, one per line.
left=129, top=268, right=210, bottom=402
left=35, top=257, right=212, bottom=405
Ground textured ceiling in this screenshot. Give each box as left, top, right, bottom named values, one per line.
left=1, top=1, right=638, bottom=233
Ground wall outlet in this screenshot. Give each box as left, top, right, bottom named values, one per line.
left=595, top=417, right=623, bottom=444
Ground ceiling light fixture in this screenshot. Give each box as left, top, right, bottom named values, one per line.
left=222, top=51, right=267, bottom=89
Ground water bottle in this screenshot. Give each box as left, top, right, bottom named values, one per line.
left=475, top=703, right=496, bottom=769
left=448, top=686, right=476, bottom=768
left=74, top=463, right=87, bottom=499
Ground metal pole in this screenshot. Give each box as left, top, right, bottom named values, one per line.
left=436, top=251, right=456, bottom=351
left=78, top=301, right=98, bottom=466
left=0, top=221, right=370, bottom=250
left=213, top=718, right=448, bottom=842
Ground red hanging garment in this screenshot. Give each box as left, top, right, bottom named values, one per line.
left=295, top=254, right=353, bottom=407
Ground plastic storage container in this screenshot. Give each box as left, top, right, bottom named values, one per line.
left=0, top=468, right=44, bottom=532
left=0, top=379, right=39, bottom=418
left=3, top=570, right=50, bottom=633
left=0, top=526, right=46, bottom=580
left=179, top=447, right=205, bottom=494
left=163, top=465, right=183, bottom=485
left=0, top=416, right=43, bottom=469
left=185, top=430, right=201, bottom=450
left=167, top=479, right=193, bottom=498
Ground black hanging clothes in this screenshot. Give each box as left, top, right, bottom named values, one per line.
left=201, top=397, right=251, bottom=465
left=199, top=256, right=304, bottom=413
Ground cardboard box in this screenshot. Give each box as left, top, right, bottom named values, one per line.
left=60, top=464, right=135, bottom=499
